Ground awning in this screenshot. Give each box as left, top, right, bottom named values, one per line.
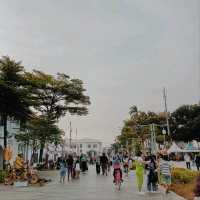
left=167, top=142, right=183, bottom=154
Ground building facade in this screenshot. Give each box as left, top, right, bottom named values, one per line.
left=65, top=138, right=102, bottom=157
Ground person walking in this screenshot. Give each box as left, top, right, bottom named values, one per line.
left=74, top=159, right=81, bottom=179
left=184, top=153, right=191, bottom=169
left=80, top=154, right=87, bottom=172
left=59, top=160, right=67, bottom=183
left=159, top=154, right=171, bottom=193
left=147, top=155, right=158, bottom=192
left=100, top=153, right=108, bottom=176
left=195, top=154, right=200, bottom=171
left=135, top=152, right=145, bottom=194
left=96, top=155, right=101, bottom=175
left=66, top=154, right=74, bottom=181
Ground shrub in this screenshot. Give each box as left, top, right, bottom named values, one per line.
left=172, top=167, right=199, bottom=184
left=0, top=170, right=6, bottom=183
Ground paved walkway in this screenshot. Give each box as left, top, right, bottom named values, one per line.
left=172, top=161, right=198, bottom=171
left=0, top=166, right=184, bottom=200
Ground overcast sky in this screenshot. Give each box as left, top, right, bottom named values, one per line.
left=0, top=0, right=199, bottom=145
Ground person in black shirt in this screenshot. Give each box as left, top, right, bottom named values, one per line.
left=100, top=153, right=108, bottom=176
left=196, top=154, right=200, bottom=171
left=66, top=155, right=74, bottom=181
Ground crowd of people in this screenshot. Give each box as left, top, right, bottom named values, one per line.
left=55, top=151, right=174, bottom=193
left=38, top=150, right=200, bottom=196
left=92, top=151, right=172, bottom=194
left=57, top=154, right=88, bottom=183
left=183, top=153, right=200, bottom=170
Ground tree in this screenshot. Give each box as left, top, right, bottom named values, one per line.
left=129, top=105, right=138, bottom=118
left=171, top=104, right=200, bottom=142
left=115, top=106, right=168, bottom=154
left=26, top=70, right=90, bottom=119
left=25, top=70, right=90, bottom=160
left=0, top=56, right=33, bottom=167
left=16, top=116, right=63, bottom=163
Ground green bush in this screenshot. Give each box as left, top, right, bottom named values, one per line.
left=172, top=167, right=199, bottom=184
left=0, top=170, right=6, bottom=183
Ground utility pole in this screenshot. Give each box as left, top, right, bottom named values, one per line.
left=76, top=128, right=78, bottom=154
left=149, top=124, right=158, bottom=155
left=163, top=87, right=170, bottom=135
left=69, top=121, right=72, bottom=151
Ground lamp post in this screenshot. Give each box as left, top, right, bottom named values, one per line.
left=162, top=129, right=167, bottom=148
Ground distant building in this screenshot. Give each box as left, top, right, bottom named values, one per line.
left=102, top=146, right=112, bottom=156
left=65, top=138, right=102, bottom=157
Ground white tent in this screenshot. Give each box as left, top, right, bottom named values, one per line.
left=182, top=149, right=200, bottom=153
left=182, top=142, right=200, bottom=153
left=167, top=142, right=183, bottom=154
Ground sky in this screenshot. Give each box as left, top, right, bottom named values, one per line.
left=0, top=0, right=199, bottom=145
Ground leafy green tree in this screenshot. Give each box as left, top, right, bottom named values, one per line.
left=26, top=71, right=90, bottom=119
left=115, top=106, right=168, bottom=153
left=25, top=70, right=90, bottom=160
left=0, top=56, right=33, bottom=167
left=171, top=104, right=200, bottom=142
left=16, top=116, right=63, bottom=163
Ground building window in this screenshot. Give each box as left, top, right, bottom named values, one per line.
left=80, top=144, right=82, bottom=148
left=88, top=144, right=91, bottom=148
left=93, top=144, right=97, bottom=148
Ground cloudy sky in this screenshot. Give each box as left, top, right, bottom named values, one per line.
left=0, top=0, right=199, bottom=144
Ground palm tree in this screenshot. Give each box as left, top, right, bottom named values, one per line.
left=129, top=105, right=138, bottom=118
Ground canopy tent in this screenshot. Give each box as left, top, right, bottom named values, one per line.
left=182, top=149, right=200, bottom=153
left=167, top=142, right=183, bottom=154
left=182, top=142, right=200, bottom=153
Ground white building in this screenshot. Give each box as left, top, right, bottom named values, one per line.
left=65, top=138, right=102, bottom=157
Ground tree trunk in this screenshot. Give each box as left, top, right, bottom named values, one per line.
left=39, top=142, right=45, bottom=163
left=3, top=114, right=7, bottom=169
left=26, top=140, right=29, bottom=163
left=30, top=140, right=36, bottom=165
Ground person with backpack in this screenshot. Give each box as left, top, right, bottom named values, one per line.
left=147, top=155, right=158, bottom=192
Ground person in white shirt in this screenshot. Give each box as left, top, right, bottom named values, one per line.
left=184, top=154, right=191, bottom=169
left=75, top=160, right=80, bottom=179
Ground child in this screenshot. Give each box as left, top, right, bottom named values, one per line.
left=113, top=159, right=123, bottom=183
left=60, top=161, right=67, bottom=183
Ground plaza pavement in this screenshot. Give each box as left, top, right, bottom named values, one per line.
left=0, top=166, right=184, bottom=200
